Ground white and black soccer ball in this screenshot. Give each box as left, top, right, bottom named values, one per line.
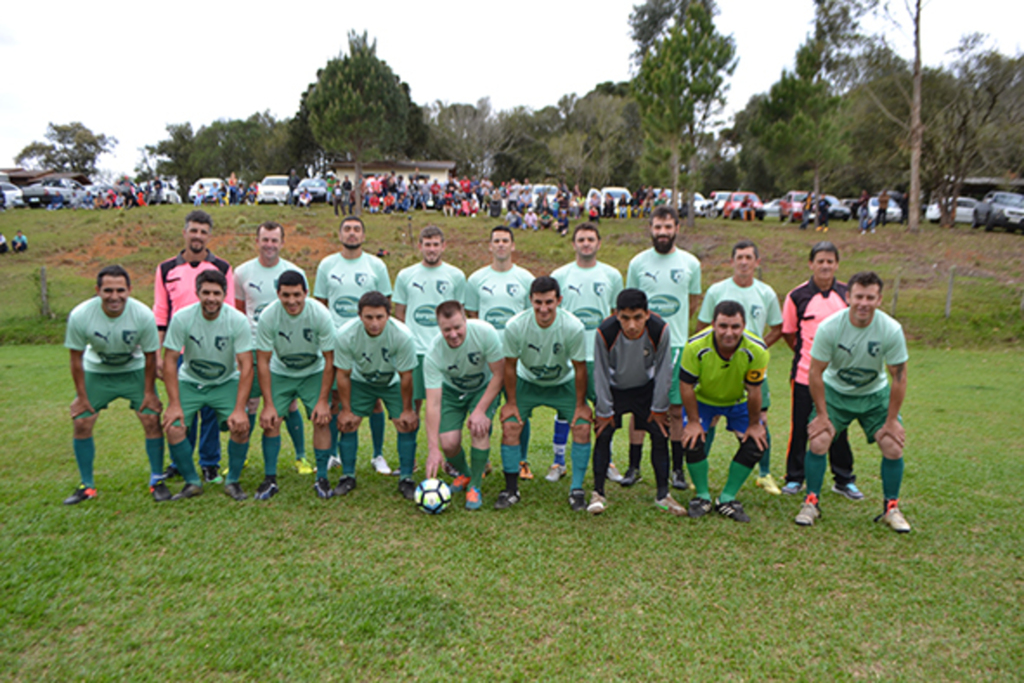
left=415, top=478, right=452, bottom=514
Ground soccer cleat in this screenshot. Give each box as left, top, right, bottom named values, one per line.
left=294, top=458, right=314, bottom=475
left=171, top=483, right=203, bottom=501
left=493, top=489, right=521, bottom=510
left=671, top=469, right=689, bottom=490
left=587, top=491, right=607, bottom=515
left=715, top=498, right=751, bottom=523
left=254, top=478, right=279, bottom=501
left=224, top=482, right=248, bottom=501
left=795, top=494, right=821, bottom=526
left=654, top=494, right=687, bottom=516
left=202, top=466, right=223, bottom=485
left=756, top=474, right=782, bottom=495
left=687, top=497, right=713, bottom=518
left=327, top=455, right=342, bottom=471
left=441, top=459, right=459, bottom=478
left=63, top=485, right=98, bottom=505
left=781, top=481, right=805, bottom=495
left=568, top=489, right=587, bottom=511
left=465, top=487, right=482, bottom=511
left=163, top=463, right=180, bottom=480
left=483, top=462, right=493, bottom=478
left=398, top=477, right=417, bottom=501
left=545, top=463, right=566, bottom=482
left=314, top=478, right=334, bottom=499
left=332, top=475, right=356, bottom=497
left=519, top=461, right=534, bottom=480
left=606, top=462, right=624, bottom=483
left=150, top=482, right=172, bottom=502
left=876, top=500, right=911, bottom=533
left=832, top=482, right=865, bottom=501
left=619, top=467, right=642, bottom=487
left=449, top=474, right=471, bottom=492
left=371, top=455, right=392, bottom=475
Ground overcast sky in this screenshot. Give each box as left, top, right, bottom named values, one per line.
left=1, top=0, right=1019, bottom=178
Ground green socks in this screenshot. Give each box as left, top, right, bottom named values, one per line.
left=446, top=447, right=470, bottom=477
left=314, top=448, right=333, bottom=479
left=519, top=419, right=531, bottom=462
left=569, top=441, right=591, bottom=490
left=805, top=451, right=827, bottom=497
left=687, top=458, right=710, bottom=499
left=169, top=439, right=201, bottom=485
left=285, top=409, right=306, bottom=460
left=704, top=425, right=717, bottom=456
left=759, top=424, right=772, bottom=477
left=881, top=457, right=904, bottom=500
left=339, top=432, right=358, bottom=475
left=500, top=444, right=520, bottom=473
left=145, top=437, right=164, bottom=482
left=719, top=460, right=754, bottom=503
left=226, top=439, right=250, bottom=484
left=261, top=435, right=281, bottom=477
left=469, top=447, right=489, bottom=490
left=397, top=430, right=417, bottom=478
left=370, top=410, right=385, bottom=457
left=73, top=437, right=96, bottom=488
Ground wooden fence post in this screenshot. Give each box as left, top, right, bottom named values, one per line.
left=945, top=267, right=955, bottom=319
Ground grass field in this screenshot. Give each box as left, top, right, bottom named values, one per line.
left=1, top=205, right=1023, bottom=680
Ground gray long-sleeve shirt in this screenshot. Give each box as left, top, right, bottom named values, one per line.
left=593, top=316, right=672, bottom=418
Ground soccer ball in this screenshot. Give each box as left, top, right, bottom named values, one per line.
left=414, top=478, right=452, bottom=514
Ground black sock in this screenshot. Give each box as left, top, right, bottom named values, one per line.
left=657, top=484, right=669, bottom=500
left=629, top=443, right=642, bottom=469
left=504, top=472, right=519, bottom=494
left=671, top=440, right=684, bottom=471
left=265, top=474, right=277, bottom=484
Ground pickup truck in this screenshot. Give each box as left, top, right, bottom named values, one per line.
left=22, top=178, right=87, bottom=208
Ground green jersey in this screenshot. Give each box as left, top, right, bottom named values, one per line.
left=313, top=252, right=392, bottom=327
left=680, top=327, right=769, bottom=407
left=333, top=317, right=417, bottom=387
left=423, top=319, right=504, bottom=392
left=234, top=257, right=306, bottom=340
left=503, top=308, right=586, bottom=387
left=698, top=277, right=782, bottom=338
left=393, top=261, right=467, bottom=354
left=551, top=260, right=623, bottom=362
left=811, top=309, right=908, bottom=397
left=464, top=264, right=534, bottom=346
left=626, top=247, right=702, bottom=350
left=164, top=302, right=252, bottom=386
left=255, top=298, right=335, bottom=378
left=65, top=297, right=160, bottom=374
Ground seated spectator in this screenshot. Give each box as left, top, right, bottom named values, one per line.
left=539, top=208, right=553, bottom=230
left=48, top=194, right=64, bottom=211
left=507, top=207, right=523, bottom=230
left=368, top=193, right=381, bottom=214
left=298, top=188, right=313, bottom=207
left=468, top=195, right=480, bottom=217
left=12, top=230, right=27, bottom=253
left=524, top=207, right=538, bottom=231
left=0, top=232, right=7, bottom=254
left=618, top=195, right=629, bottom=218
left=557, top=210, right=569, bottom=236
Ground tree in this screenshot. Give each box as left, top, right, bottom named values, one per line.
left=424, top=98, right=500, bottom=178
left=306, top=31, right=408, bottom=214
left=146, top=123, right=200, bottom=197
left=634, top=0, right=735, bottom=226
left=15, top=122, right=117, bottom=176
left=629, top=0, right=717, bottom=62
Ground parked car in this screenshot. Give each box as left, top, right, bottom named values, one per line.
left=188, top=177, right=228, bottom=203
left=762, top=198, right=782, bottom=220
left=1, top=182, right=25, bottom=208
left=779, top=191, right=808, bottom=222
left=22, top=177, right=87, bottom=208
left=972, top=191, right=1024, bottom=232
left=926, top=196, right=978, bottom=224
left=257, top=175, right=291, bottom=204
left=650, top=189, right=709, bottom=215
left=147, top=181, right=182, bottom=205
left=822, top=195, right=851, bottom=221
left=721, top=191, right=765, bottom=220
left=868, top=197, right=903, bottom=223
left=530, top=184, right=559, bottom=209
left=296, top=178, right=328, bottom=203
left=708, top=190, right=732, bottom=217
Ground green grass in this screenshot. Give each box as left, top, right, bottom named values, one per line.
left=1, top=344, right=1022, bottom=680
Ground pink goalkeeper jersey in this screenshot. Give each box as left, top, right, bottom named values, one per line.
left=153, top=250, right=234, bottom=330
left=781, top=278, right=848, bottom=385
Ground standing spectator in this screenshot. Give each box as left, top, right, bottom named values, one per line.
left=341, top=175, right=353, bottom=215
left=12, top=230, right=28, bottom=253
left=857, top=189, right=871, bottom=234
left=287, top=169, right=300, bottom=206
left=877, top=190, right=890, bottom=229
left=800, top=193, right=814, bottom=230
left=817, top=195, right=830, bottom=232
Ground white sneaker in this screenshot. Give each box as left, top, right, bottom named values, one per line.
left=371, top=455, right=392, bottom=475
left=327, top=455, right=342, bottom=471
left=877, top=503, right=911, bottom=533
left=545, top=463, right=566, bottom=482
left=587, top=492, right=607, bottom=515
left=606, top=462, right=624, bottom=483
left=795, top=500, right=821, bottom=526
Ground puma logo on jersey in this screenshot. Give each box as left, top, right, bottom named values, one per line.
left=447, top=363, right=458, bottom=372
left=248, top=282, right=263, bottom=292
left=189, top=335, right=202, bottom=347
left=643, top=272, right=658, bottom=281
left=93, top=331, right=110, bottom=342
left=412, top=282, right=425, bottom=292
left=527, top=343, right=541, bottom=352
left=331, top=274, right=344, bottom=284
left=838, top=343, right=854, bottom=355
left=279, top=331, right=292, bottom=343
left=361, top=352, right=373, bottom=364
left=567, top=284, right=582, bottom=295
left=482, top=285, right=495, bottom=295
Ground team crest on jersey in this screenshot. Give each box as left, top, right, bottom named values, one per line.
left=436, top=280, right=450, bottom=295
left=593, top=282, right=606, bottom=296
left=215, top=336, right=229, bottom=351
left=381, top=347, right=391, bottom=362
left=670, top=269, right=684, bottom=284
left=468, top=352, right=482, bottom=365
left=750, top=304, right=763, bottom=320
left=868, top=341, right=881, bottom=357
left=254, top=303, right=268, bottom=322
left=553, top=342, right=563, bottom=355
left=355, top=273, right=369, bottom=287
left=506, top=283, right=520, bottom=297
left=303, top=328, right=314, bottom=343
left=122, top=330, right=137, bottom=345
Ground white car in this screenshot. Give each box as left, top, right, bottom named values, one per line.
left=529, top=184, right=559, bottom=209
left=868, top=197, right=903, bottom=223
left=709, top=190, right=733, bottom=218
left=1, top=182, right=25, bottom=208
left=650, top=189, right=710, bottom=216
left=257, top=175, right=291, bottom=204
left=188, top=177, right=227, bottom=203
left=926, top=196, right=978, bottom=224
left=762, top=198, right=782, bottom=220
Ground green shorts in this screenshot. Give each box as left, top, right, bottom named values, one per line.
left=271, top=371, right=323, bottom=418
left=348, top=380, right=405, bottom=419
left=507, top=378, right=586, bottom=425
left=586, top=360, right=595, bottom=404
left=177, top=380, right=239, bottom=429
left=812, top=384, right=899, bottom=444
left=76, top=369, right=153, bottom=419
left=668, top=347, right=684, bottom=405
left=439, top=384, right=499, bottom=433
left=412, top=354, right=426, bottom=402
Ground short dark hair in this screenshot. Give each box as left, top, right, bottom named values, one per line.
left=650, top=205, right=678, bottom=224
left=435, top=300, right=464, bottom=319
left=809, top=241, right=839, bottom=262
left=358, top=291, right=390, bottom=314
left=257, top=221, right=284, bottom=239
left=185, top=209, right=212, bottom=229
left=491, top=225, right=514, bottom=242
left=420, top=225, right=444, bottom=242
left=731, top=239, right=759, bottom=259
left=530, top=276, right=560, bottom=298
left=340, top=216, right=365, bottom=231
left=572, top=222, right=600, bottom=241
left=848, top=271, right=884, bottom=293
left=196, top=269, right=227, bottom=294
left=97, top=265, right=131, bottom=289
left=616, top=288, right=647, bottom=311
left=713, top=300, right=746, bottom=324
left=277, top=270, right=306, bottom=292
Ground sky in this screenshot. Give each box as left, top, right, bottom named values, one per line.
left=1, top=0, right=1020, bottom=179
